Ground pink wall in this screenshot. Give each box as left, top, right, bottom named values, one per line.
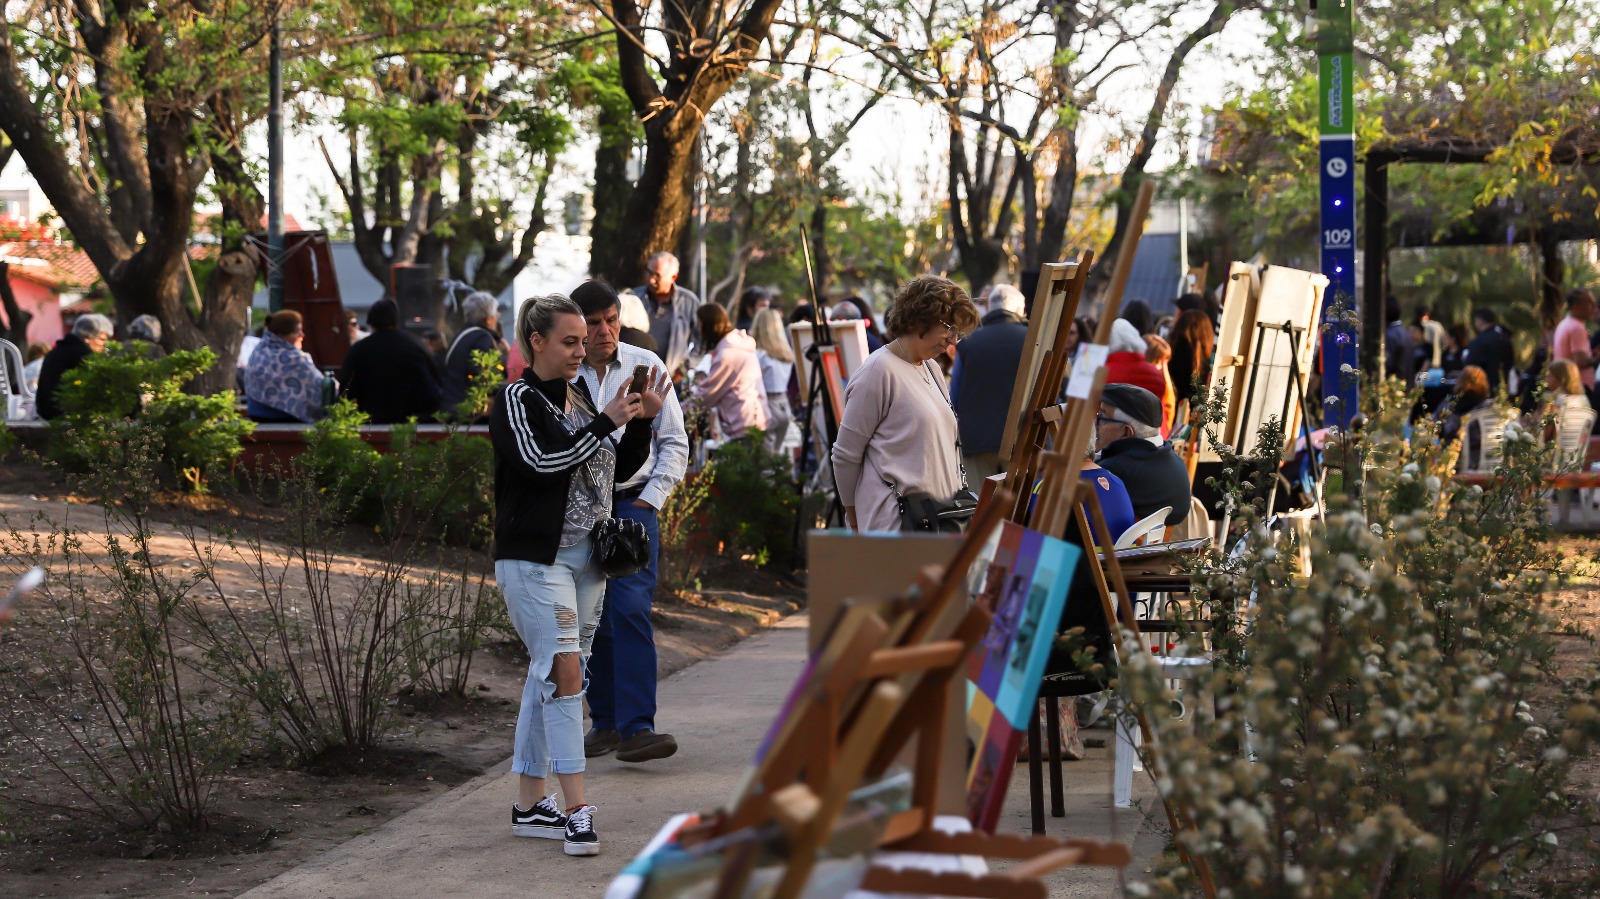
left=5, top=277, right=63, bottom=347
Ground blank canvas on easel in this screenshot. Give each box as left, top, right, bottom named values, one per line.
left=1199, top=263, right=1327, bottom=462
left=1233, top=266, right=1328, bottom=457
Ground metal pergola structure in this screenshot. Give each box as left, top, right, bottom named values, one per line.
left=1360, top=137, right=1600, bottom=374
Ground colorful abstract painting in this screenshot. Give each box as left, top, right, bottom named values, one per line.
left=963, top=520, right=1080, bottom=831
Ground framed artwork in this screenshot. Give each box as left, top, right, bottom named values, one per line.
left=788, top=319, right=870, bottom=401
left=962, top=521, right=1080, bottom=832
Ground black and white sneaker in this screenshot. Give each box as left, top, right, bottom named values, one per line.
left=564, top=804, right=600, bottom=857
left=512, top=796, right=568, bottom=840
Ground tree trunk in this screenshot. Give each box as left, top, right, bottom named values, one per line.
left=1537, top=231, right=1565, bottom=331
left=809, top=202, right=832, bottom=296
left=1038, top=126, right=1080, bottom=265
left=611, top=124, right=696, bottom=288
left=0, top=261, right=33, bottom=347
left=190, top=250, right=257, bottom=395
left=589, top=105, right=634, bottom=279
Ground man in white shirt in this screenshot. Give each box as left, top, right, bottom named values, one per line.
left=572, top=280, right=689, bottom=764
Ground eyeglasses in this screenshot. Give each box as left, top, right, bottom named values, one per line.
left=1094, top=413, right=1123, bottom=428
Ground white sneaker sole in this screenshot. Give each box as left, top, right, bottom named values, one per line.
left=512, top=823, right=565, bottom=840
left=564, top=839, right=601, bottom=857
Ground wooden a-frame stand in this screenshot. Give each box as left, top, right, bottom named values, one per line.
left=999, top=182, right=1217, bottom=898
left=686, top=491, right=1130, bottom=898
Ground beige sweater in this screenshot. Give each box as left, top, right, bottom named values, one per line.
left=832, top=347, right=963, bottom=532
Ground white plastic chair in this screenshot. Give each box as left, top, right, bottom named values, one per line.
left=1550, top=403, right=1596, bottom=526
left=1114, top=506, right=1172, bottom=549
left=0, top=338, right=34, bottom=422
left=1457, top=406, right=1505, bottom=474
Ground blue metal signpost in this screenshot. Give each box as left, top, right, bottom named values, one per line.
left=1317, top=0, right=1358, bottom=427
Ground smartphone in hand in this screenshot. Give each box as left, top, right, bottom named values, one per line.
left=629, top=364, right=651, bottom=395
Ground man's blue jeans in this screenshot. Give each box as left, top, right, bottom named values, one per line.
left=588, top=498, right=659, bottom=737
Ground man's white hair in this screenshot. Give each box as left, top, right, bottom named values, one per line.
left=461, top=291, right=500, bottom=327
left=987, top=284, right=1025, bottom=317
left=646, top=251, right=679, bottom=273
left=1108, top=405, right=1161, bottom=441
left=72, top=313, right=114, bottom=339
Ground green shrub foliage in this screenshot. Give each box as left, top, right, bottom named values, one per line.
left=299, top=398, right=493, bottom=547
left=703, top=431, right=799, bottom=567
left=48, top=344, right=253, bottom=492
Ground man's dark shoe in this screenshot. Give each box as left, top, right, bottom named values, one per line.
left=584, top=728, right=621, bottom=758
left=615, top=729, right=678, bottom=763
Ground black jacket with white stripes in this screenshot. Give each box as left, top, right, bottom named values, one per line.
left=490, top=370, right=654, bottom=564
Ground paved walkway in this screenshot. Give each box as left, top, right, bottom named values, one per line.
left=240, top=615, right=1161, bottom=897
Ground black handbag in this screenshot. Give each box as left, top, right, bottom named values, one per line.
left=896, top=488, right=979, bottom=533
left=594, top=516, right=650, bottom=578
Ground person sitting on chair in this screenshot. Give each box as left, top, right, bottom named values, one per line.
left=245, top=310, right=328, bottom=423
left=338, top=300, right=445, bottom=424
left=1092, top=383, right=1191, bottom=527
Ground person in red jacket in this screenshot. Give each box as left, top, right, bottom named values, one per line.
left=1105, top=318, right=1172, bottom=437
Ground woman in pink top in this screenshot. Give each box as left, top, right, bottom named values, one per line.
left=832, top=277, right=982, bottom=532
left=693, top=304, right=768, bottom=441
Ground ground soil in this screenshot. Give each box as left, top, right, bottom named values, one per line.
left=0, top=479, right=802, bottom=898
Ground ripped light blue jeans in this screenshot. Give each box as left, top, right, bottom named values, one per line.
left=496, top=540, right=605, bottom=779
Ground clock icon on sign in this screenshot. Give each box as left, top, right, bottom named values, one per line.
left=1326, top=158, right=1348, bottom=178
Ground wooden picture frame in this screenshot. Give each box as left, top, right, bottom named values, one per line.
left=789, top=319, right=870, bottom=402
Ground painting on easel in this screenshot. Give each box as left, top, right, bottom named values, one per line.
left=963, top=521, right=1080, bottom=831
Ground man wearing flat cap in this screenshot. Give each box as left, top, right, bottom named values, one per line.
left=1094, top=383, right=1191, bottom=526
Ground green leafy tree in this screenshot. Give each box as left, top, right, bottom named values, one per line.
left=312, top=0, right=580, bottom=315
left=0, top=0, right=277, bottom=391
left=1196, top=0, right=1598, bottom=321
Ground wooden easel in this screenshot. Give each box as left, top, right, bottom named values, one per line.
left=696, top=495, right=1131, bottom=898
left=999, top=262, right=1082, bottom=463
left=998, top=181, right=1218, bottom=898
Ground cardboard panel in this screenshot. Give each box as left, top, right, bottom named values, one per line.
left=807, top=529, right=966, bottom=815
left=789, top=320, right=870, bottom=402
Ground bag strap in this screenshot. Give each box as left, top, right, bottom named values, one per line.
left=922, top=360, right=970, bottom=493
left=444, top=326, right=487, bottom=368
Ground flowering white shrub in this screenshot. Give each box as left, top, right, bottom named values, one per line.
left=1124, top=377, right=1600, bottom=896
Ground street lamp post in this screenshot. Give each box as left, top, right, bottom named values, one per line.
left=266, top=17, right=285, bottom=313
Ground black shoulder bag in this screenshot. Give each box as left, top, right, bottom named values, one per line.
left=877, top=361, right=978, bottom=533
left=543, top=383, right=652, bottom=578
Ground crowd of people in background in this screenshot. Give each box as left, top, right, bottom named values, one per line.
left=17, top=242, right=1600, bottom=856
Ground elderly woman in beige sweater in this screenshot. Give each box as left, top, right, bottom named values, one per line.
left=832, top=277, right=982, bottom=531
